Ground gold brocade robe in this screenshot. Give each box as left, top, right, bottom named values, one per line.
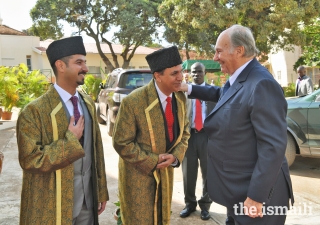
left=112, top=80, right=190, bottom=225
left=16, top=85, right=108, bottom=225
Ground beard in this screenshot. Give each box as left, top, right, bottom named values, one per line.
left=77, top=80, right=85, bottom=85
left=76, top=71, right=86, bottom=85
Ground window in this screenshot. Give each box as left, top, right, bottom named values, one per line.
left=88, top=66, right=100, bottom=75
left=26, top=55, right=32, bottom=71
left=277, top=71, right=281, bottom=80
left=119, top=72, right=153, bottom=89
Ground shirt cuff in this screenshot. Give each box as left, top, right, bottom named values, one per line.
left=171, top=157, right=179, bottom=166
left=187, top=84, right=192, bottom=95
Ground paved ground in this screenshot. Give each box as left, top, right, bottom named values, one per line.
left=0, top=107, right=319, bottom=225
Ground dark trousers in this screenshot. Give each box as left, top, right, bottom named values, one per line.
left=182, top=129, right=212, bottom=211
left=226, top=171, right=289, bottom=225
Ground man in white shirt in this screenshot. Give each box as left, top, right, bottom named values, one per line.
left=295, top=66, right=313, bottom=96
left=180, top=62, right=215, bottom=220
left=17, top=36, right=108, bottom=225
left=112, top=46, right=190, bottom=225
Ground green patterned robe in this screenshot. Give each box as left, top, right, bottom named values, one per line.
left=112, top=80, right=190, bottom=225
left=16, top=85, right=109, bottom=225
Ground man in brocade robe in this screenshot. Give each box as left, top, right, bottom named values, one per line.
left=16, top=36, right=108, bottom=225
left=112, top=46, right=190, bottom=225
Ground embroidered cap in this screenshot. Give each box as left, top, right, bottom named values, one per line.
left=145, top=46, right=182, bottom=73
left=46, top=36, right=86, bottom=66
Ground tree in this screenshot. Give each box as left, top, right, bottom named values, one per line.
left=300, top=18, right=320, bottom=66
left=159, top=0, right=320, bottom=59
left=30, top=0, right=164, bottom=71
left=162, top=24, right=221, bottom=59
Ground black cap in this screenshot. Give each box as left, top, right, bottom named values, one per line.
left=145, top=46, right=182, bottom=73
left=46, top=36, right=86, bottom=66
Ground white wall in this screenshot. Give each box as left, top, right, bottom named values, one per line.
left=0, top=35, right=41, bottom=69
left=268, top=46, right=301, bottom=87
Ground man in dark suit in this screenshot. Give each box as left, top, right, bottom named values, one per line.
left=180, top=62, right=215, bottom=220
left=181, top=24, right=294, bottom=225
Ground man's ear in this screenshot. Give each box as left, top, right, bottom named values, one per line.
left=237, top=46, right=245, bottom=57
left=55, top=60, right=65, bottom=73
left=154, top=72, right=162, bottom=83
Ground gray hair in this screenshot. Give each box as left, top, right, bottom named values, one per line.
left=228, top=25, right=259, bottom=57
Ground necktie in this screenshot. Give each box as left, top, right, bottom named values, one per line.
left=165, top=97, right=174, bottom=142
left=222, top=80, right=230, bottom=96
left=70, top=96, right=83, bottom=145
left=194, top=99, right=203, bottom=131
left=70, top=96, right=81, bottom=123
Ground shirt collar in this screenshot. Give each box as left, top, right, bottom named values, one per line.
left=192, top=81, right=206, bottom=86
left=299, top=75, right=306, bottom=80
left=54, top=83, right=80, bottom=103
left=154, top=81, right=172, bottom=103
left=229, top=59, right=253, bottom=86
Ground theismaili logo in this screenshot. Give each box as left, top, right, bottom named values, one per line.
left=233, top=202, right=313, bottom=216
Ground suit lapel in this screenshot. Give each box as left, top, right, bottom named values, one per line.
left=145, top=81, right=166, bottom=154
left=79, top=92, right=95, bottom=119
left=46, top=86, right=69, bottom=134
left=206, top=58, right=258, bottom=119
left=168, top=92, right=185, bottom=151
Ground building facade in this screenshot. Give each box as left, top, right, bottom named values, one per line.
left=0, top=21, right=154, bottom=83
left=265, top=46, right=320, bottom=87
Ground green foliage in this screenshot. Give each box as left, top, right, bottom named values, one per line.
left=144, top=42, right=163, bottom=48
left=30, top=0, right=164, bottom=71
left=81, top=75, right=102, bottom=101
left=159, top=0, right=320, bottom=56
left=113, top=201, right=122, bottom=225
left=300, top=18, right=320, bottom=67
left=293, top=56, right=306, bottom=71
left=0, top=64, right=49, bottom=112
left=160, top=13, right=221, bottom=58
left=283, top=83, right=296, bottom=97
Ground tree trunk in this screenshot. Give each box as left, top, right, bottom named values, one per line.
left=185, top=43, right=190, bottom=60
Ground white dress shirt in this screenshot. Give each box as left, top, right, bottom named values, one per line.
left=154, top=82, right=178, bottom=166
left=54, top=83, right=83, bottom=116
left=187, top=59, right=253, bottom=94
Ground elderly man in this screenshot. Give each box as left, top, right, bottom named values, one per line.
left=16, top=36, right=108, bottom=225
left=295, top=66, right=313, bottom=96
left=181, top=25, right=294, bottom=225
left=113, top=46, right=190, bottom=225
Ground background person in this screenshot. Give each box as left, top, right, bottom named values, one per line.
left=295, top=65, right=313, bottom=96
left=180, top=62, right=215, bottom=220
left=16, top=36, right=108, bottom=225
left=112, top=46, right=190, bottom=225
left=184, top=72, right=191, bottom=83
left=181, top=24, right=294, bottom=225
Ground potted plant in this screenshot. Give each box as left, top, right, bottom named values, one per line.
left=0, top=66, right=20, bottom=120
left=80, top=74, right=102, bottom=102
left=0, top=64, right=48, bottom=120
left=113, top=200, right=123, bottom=225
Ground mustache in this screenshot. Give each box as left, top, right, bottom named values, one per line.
left=78, top=71, right=87, bottom=75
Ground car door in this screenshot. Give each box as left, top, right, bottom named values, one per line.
left=307, top=92, right=320, bottom=157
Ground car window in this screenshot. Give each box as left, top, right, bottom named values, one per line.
left=118, top=73, right=153, bottom=89
left=105, top=75, right=117, bottom=89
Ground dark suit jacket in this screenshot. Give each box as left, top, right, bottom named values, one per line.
left=190, top=58, right=294, bottom=209
left=187, top=83, right=215, bottom=127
